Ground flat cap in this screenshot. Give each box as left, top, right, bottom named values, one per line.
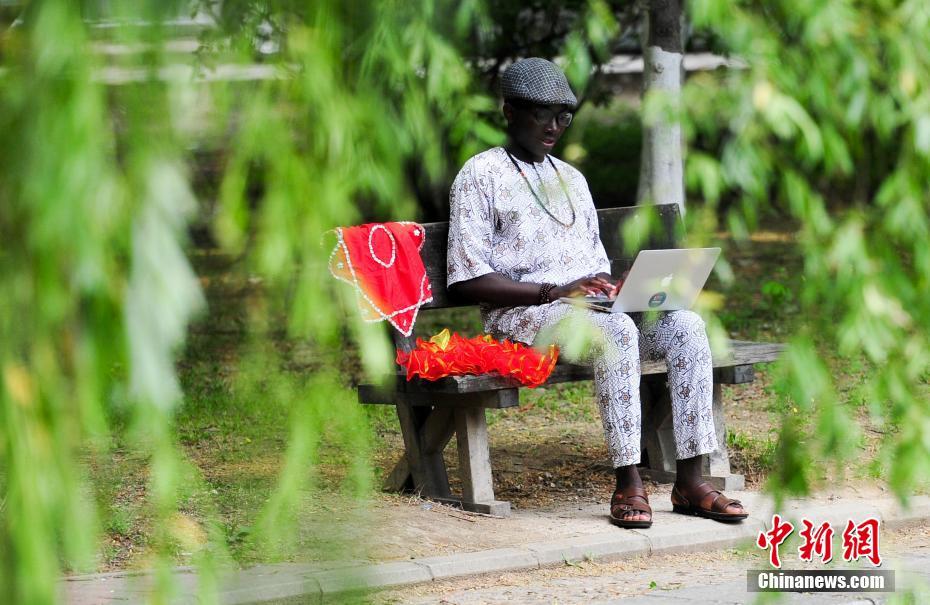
left=500, top=57, right=577, bottom=107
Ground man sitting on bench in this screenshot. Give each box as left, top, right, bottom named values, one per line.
left=446, top=58, right=747, bottom=528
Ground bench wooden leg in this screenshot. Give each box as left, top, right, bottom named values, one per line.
left=383, top=455, right=415, bottom=493
left=392, top=402, right=455, bottom=498
left=450, top=407, right=510, bottom=517
left=703, top=383, right=744, bottom=490
left=384, top=402, right=511, bottom=517
left=640, top=379, right=745, bottom=491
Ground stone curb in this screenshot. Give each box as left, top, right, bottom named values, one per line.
left=313, top=561, right=431, bottom=595
left=222, top=575, right=322, bottom=605
left=415, top=547, right=539, bottom=580
left=63, top=495, right=930, bottom=604
left=879, top=497, right=930, bottom=530
left=524, top=530, right=651, bottom=566
left=630, top=515, right=764, bottom=556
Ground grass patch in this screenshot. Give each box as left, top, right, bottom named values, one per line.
left=512, top=382, right=599, bottom=424
left=726, top=429, right=778, bottom=485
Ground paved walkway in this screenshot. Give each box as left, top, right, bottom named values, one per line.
left=612, top=552, right=930, bottom=605
left=393, top=552, right=930, bottom=604
left=62, top=492, right=930, bottom=604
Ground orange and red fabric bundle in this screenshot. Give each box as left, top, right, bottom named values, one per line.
left=395, top=329, right=559, bottom=388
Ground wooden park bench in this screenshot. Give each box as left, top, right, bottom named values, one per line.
left=358, top=203, right=783, bottom=517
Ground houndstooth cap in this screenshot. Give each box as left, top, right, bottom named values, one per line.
left=500, top=57, right=577, bottom=107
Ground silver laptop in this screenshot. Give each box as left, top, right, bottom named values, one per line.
left=560, top=248, right=721, bottom=313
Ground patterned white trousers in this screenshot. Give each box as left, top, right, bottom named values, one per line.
left=536, top=306, right=718, bottom=468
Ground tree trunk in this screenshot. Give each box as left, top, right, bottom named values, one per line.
left=637, top=0, right=685, bottom=214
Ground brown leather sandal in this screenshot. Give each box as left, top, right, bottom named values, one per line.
left=609, top=485, right=653, bottom=529
left=671, top=482, right=748, bottom=522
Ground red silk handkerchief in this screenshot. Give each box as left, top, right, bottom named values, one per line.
left=329, top=222, right=433, bottom=337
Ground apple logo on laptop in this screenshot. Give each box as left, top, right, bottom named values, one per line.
left=661, top=274, right=674, bottom=287
left=648, top=292, right=667, bottom=308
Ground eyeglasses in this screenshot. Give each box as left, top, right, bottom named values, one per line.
left=511, top=102, right=574, bottom=128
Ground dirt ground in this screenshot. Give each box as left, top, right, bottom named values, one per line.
left=295, top=473, right=909, bottom=565
left=366, top=365, right=781, bottom=523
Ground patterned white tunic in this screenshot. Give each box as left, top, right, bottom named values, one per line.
left=446, top=147, right=718, bottom=467
left=447, top=147, right=611, bottom=344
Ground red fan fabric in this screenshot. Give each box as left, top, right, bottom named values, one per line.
left=329, top=222, right=432, bottom=337
left=396, top=329, right=559, bottom=388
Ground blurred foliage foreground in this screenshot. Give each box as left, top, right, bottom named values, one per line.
left=1, top=0, right=930, bottom=603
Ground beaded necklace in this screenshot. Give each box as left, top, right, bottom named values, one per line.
left=504, top=148, right=576, bottom=228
